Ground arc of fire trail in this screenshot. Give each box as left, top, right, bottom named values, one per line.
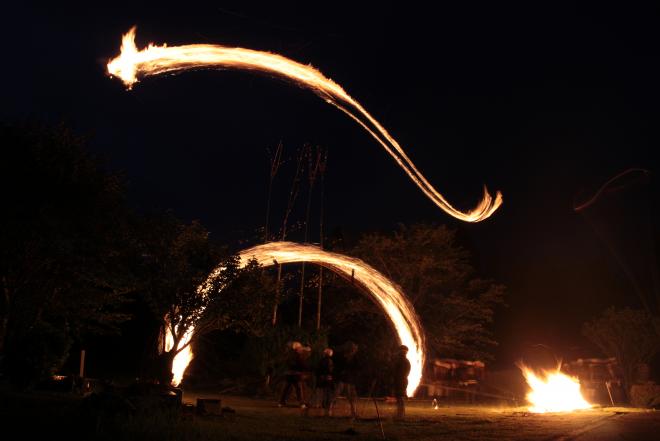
left=107, top=27, right=502, bottom=222
left=167, top=242, right=425, bottom=397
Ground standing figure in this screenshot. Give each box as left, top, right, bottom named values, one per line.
left=278, top=341, right=309, bottom=408
left=392, top=344, right=411, bottom=420
left=332, top=341, right=360, bottom=418
left=315, top=348, right=334, bottom=416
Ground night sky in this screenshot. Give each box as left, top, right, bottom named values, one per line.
left=3, top=3, right=659, bottom=369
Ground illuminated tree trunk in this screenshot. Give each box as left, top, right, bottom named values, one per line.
left=156, top=323, right=178, bottom=385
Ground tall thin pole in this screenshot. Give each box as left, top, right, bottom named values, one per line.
left=373, top=397, right=386, bottom=440
left=265, top=142, right=283, bottom=326
left=273, top=146, right=305, bottom=326
left=264, top=141, right=283, bottom=243
left=299, top=145, right=321, bottom=327
left=79, top=349, right=86, bottom=378
left=316, top=149, right=328, bottom=330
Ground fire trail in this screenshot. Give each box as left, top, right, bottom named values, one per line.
left=108, top=27, right=502, bottom=222
left=167, top=242, right=425, bottom=397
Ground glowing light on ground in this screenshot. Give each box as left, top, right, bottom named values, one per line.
left=168, top=242, right=425, bottom=396
left=108, top=27, right=502, bottom=222
left=519, top=364, right=592, bottom=413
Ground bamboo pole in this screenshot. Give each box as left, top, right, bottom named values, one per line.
left=79, top=349, right=86, bottom=378
left=273, top=146, right=305, bottom=326
left=298, top=145, right=322, bottom=327
left=316, top=149, right=328, bottom=330
left=264, top=141, right=283, bottom=243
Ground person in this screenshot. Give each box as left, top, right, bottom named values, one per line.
left=299, top=344, right=313, bottom=404
left=278, top=341, right=309, bottom=408
left=332, top=341, right=359, bottom=418
left=315, top=348, right=334, bottom=416
left=392, top=344, right=411, bottom=420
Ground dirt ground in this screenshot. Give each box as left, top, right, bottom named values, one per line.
left=184, top=390, right=660, bottom=441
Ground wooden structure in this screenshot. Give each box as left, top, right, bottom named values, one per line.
left=422, top=358, right=486, bottom=402
left=563, top=357, right=624, bottom=405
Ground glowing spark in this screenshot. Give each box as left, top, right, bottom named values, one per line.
left=169, top=242, right=425, bottom=396
left=519, top=364, right=592, bottom=413
left=108, top=27, right=502, bottom=222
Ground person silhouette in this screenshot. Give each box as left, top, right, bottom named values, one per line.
left=332, top=341, right=360, bottom=418
left=392, top=345, right=411, bottom=420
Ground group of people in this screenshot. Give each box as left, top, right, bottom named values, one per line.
left=278, top=341, right=411, bottom=419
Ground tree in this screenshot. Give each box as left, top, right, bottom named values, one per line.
left=135, top=214, right=223, bottom=383
left=582, top=307, right=660, bottom=397
left=0, top=122, right=134, bottom=386
left=347, top=223, right=505, bottom=362
left=199, top=257, right=278, bottom=338
left=137, top=214, right=284, bottom=384
left=190, top=260, right=314, bottom=390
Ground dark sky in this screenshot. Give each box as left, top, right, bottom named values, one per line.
left=3, top=2, right=659, bottom=368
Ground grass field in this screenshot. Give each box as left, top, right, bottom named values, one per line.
left=2, top=387, right=658, bottom=441
left=184, top=393, right=652, bottom=441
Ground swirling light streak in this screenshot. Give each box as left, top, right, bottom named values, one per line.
left=107, top=27, right=502, bottom=222
left=168, top=242, right=425, bottom=396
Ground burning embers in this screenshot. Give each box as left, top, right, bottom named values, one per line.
left=519, top=363, right=592, bottom=413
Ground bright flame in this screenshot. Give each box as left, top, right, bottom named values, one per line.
left=107, top=27, right=502, bottom=223
left=520, top=364, right=592, bottom=413
left=168, top=242, right=425, bottom=396
left=164, top=323, right=194, bottom=387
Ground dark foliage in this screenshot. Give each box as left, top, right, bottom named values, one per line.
left=328, top=223, right=505, bottom=364
left=0, top=122, right=134, bottom=387
left=583, top=307, right=660, bottom=397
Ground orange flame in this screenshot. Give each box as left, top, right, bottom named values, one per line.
left=107, top=27, right=502, bottom=223
left=519, top=364, right=592, bottom=413
left=168, top=242, right=425, bottom=396
left=164, top=323, right=194, bottom=387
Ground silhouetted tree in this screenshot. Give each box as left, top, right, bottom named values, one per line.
left=137, top=215, right=283, bottom=384
left=343, top=223, right=505, bottom=362
left=583, top=307, right=660, bottom=397
left=0, top=122, right=134, bottom=386
left=135, top=214, right=222, bottom=383
left=200, top=258, right=278, bottom=338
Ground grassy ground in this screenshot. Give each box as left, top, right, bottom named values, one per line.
left=1, top=387, right=657, bottom=441
left=185, top=393, right=651, bottom=441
